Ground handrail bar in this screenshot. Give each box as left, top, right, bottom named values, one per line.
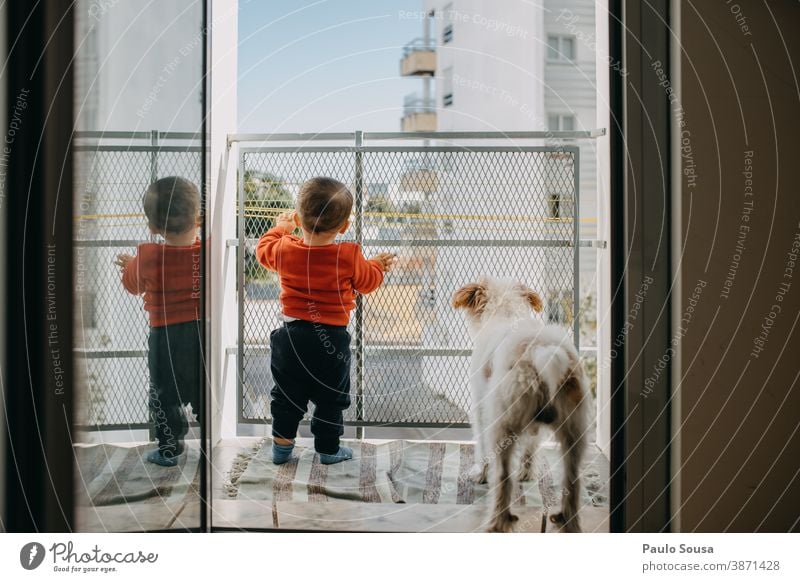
left=227, top=129, right=605, bottom=145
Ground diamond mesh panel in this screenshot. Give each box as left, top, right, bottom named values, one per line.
left=74, top=144, right=202, bottom=428
left=239, top=147, right=577, bottom=426
left=80, top=357, right=150, bottom=426
left=239, top=151, right=356, bottom=422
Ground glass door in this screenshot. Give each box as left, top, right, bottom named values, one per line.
left=72, top=0, right=207, bottom=532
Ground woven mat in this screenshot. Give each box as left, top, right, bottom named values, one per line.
left=226, top=439, right=607, bottom=510
left=74, top=444, right=201, bottom=508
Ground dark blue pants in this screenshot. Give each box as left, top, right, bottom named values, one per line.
left=148, top=320, right=202, bottom=458
left=269, top=320, right=351, bottom=455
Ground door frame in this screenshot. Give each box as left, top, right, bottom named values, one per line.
left=608, top=0, right=675, bottom=532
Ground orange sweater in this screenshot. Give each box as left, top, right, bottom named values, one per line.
left=121, top=241, right=202, bottom=327
left=256, top=226, right=384, bottom=326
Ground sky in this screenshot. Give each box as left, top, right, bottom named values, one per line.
left=237, top=0, right=423, bottom=133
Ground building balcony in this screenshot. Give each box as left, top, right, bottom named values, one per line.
left=400, top=37, right=436, bottom=76
left=399, top=157, right=439, bottom=194
left=400, top=167, right=439, bottom=193
left=401, top=111, right=437, bottom=132
left=401, top=93, right=437, bottom=132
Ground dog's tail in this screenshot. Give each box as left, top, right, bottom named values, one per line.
left=526, top=343, right=587, bottom=422
left=531, top=344, right=574, bottom=392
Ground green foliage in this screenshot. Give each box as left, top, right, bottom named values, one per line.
left=243, top=170, right=294, bottom=238
left=365, top=194, right=396, bottom=215
left=400, top=201, right=422, bottom=215
left=581, top=353, right=598, bottom=399
left=241, top=171, right=293, bottom=284
left=577, top=285, right=598, bottom=397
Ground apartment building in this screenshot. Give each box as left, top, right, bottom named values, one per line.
left=399, top=0, right=601, bottom=407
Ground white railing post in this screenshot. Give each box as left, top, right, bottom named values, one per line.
left=208, top=0, right=239, bottom=443
left=354, top=130, right=365, bottom=439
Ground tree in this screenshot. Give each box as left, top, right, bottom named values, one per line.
left=365, top=194, right=395, bottom=214
left=241, top=171, right=293, bottom=283
left=242, top=170, right=293, bottom=238
left=399, top=201, right=422, bottom=216
left=577, top=284, right=598, bottom=398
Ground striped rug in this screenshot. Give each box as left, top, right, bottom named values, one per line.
left=74, top=444, right=201, bottom=508
left=228, top=439, right=607, bottom=512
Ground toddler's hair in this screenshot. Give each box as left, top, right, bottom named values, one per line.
left=297, top=177, right=353, bottom=234
left=143, top=176, right=200, bottom=235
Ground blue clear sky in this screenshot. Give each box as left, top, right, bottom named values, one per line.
left=238, top=0, right=422, bottom=133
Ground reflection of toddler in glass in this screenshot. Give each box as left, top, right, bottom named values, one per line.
left=115, top=176, right=202, bottom=467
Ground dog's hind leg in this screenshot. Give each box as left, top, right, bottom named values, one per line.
left=468, top=382, right=490, bottom=484
left=517, top=436, right=537, bottom=482
left=487, top=427, right=519, bottom=532
left=550, top=419, right=586, bottom=533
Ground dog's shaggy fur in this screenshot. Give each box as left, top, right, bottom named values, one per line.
left=453, top=277, right=589, bottom=533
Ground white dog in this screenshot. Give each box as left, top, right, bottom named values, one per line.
left=453, top=277, right=589, bottom=533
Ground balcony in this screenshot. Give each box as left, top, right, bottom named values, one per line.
left=73, top=129, right=604, bottom=434
left=401, top=93, right=437, bottom=132
left=72, top=130, right=608, bottom=533
left=400, top=37, right=436, bottom=76
left=398, top=156, right=439, bottom=194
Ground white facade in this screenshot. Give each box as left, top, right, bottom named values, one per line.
left=405, top=0, right=602, bottom=409
left=425, top=0, right=546, bottom=132
left=74, top=0, right=205, bottom=432
left=422, top=0, right=598, bottom=247
left=76, top=1, right=204, bottom=133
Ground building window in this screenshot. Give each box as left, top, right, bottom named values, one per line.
left=546, top=292, right=569, bottom=324
left=420, top=287, right=436, bottom=308
left=443, top=67, right=454, bottom=107
left=548, top=114, right=575, bottom=131
left=547, top=35, right=575, bottom=61
left=548, top=191, right=573, bottom=220
left=443, top=3, right=454, bottom=43
left=443, top=24, right=453, bottom=43
left=548, top=193, right=561, bottom=219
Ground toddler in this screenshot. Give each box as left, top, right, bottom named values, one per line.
left=256, top=176, right=394, bottom=464
left=116, top=176, right=202, bottom=467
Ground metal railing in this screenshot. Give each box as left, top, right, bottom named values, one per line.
left=73, top=131, right=202, bottom=430
left=403, top=93, right=436, bottom=116
left=402, top=37, right=436, bottom=58
left=231, top=130, right=603, bottom=429
left=70, top=129, right=604, bottom=432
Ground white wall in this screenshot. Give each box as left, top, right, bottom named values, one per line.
left=593, top=0, right=611, bottom=457
left=421, top=0, right=597, bottom=248
left=426, top=0, right=545, bottom=131
left=207, top=0, right=239, bottom=442
left=91, top=1, right=204, bottom=132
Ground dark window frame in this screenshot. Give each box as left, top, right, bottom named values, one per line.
left=1, top=0, right=676, bottom=535
left=2, top=0, right=210, bottom=532
left=608, top=0, right=674, bottom=533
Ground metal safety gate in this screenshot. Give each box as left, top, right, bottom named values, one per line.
left=236, top=131, right=583, bottom=428
left=74, top=131, right=202, bottom=430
